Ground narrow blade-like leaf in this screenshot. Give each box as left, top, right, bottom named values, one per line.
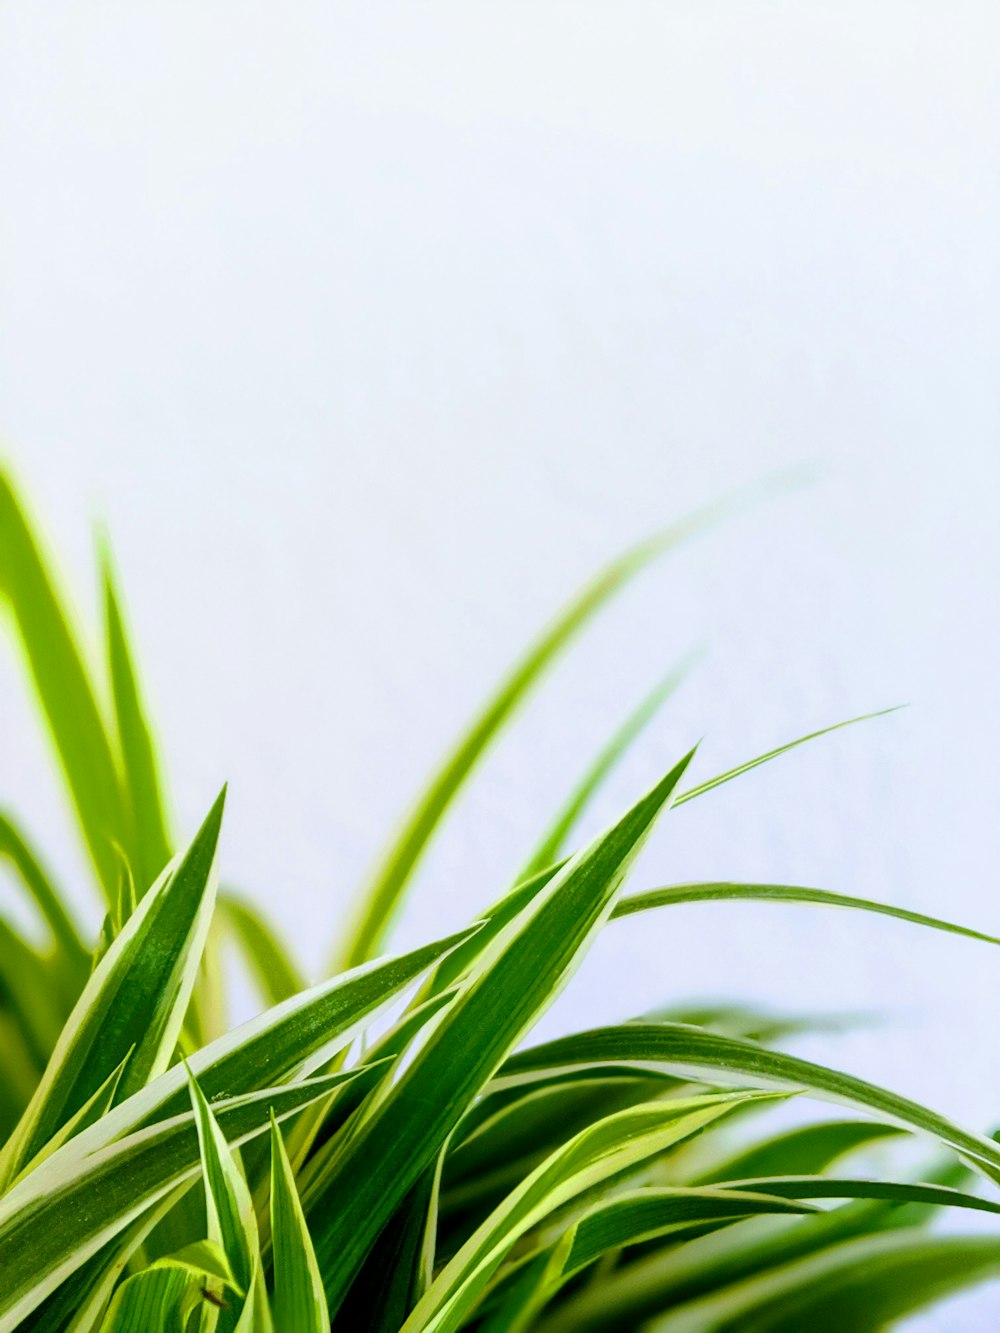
left=644, top=1228, right=1000, bottom=1333
left=269, top=1113, right=328, bottom=1333
left=403, top=1091, right=783, bottom=1333
left=219, top=894, right=305, bottom=1007
left=0, top=1070, right=362, bottom=1330
left=331, top=489, right=748, bottom=970
left=614, top=880, right=1000, bottom=947
left=186, top=1070, right=267, bottom=1331
left=519, top=655, right=696, bottom=879
left=29, top=926, right=479, bottom=1165
left=0, top=811, right=89, bottom=984
left=309, top=750, right=698, bottom=1313
left=0, top=791, right=226, bottom=1187
left=101, top=548, right=172, bottom=891
left=694, top=1119, right=905, bottom=1185
left=0, top=472, right=127, bottom=899
left=497, top=1024, right=1000, bottom=1185
left=672, top=709, right=901, bottom=810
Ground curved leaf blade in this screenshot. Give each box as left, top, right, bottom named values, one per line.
left=644, top=1228, right=1000, bottom=1333
left=310, top=750, right=698, bottom=1314
left=187, top=1072, right=257, bottom=1314
left=498, top=1024, right=1000, bottom=1186
left=519, top=655, right=696, bottom=880
left=615, top=880, right=1000, bottom=947
left=403, top=1092, right=784, bottom=1333
left=672, top=709, right=902, bottom=810
left=331, top=493, right=744, bottom=971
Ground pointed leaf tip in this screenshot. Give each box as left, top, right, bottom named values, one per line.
left=642, top=744, right=700, bottom=818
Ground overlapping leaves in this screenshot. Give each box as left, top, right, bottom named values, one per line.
left=1, top=466, right=999, bottom=1333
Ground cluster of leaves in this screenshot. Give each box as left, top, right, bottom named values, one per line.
left=1, top=470, right=999, bottom=1331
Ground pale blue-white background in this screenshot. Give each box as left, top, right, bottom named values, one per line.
left=2, top=4, right=999, bottom=1326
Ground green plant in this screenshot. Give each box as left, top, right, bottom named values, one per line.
left=0, top=468, right=998, bottom=1331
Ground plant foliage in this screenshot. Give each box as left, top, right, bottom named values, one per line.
left=0, top=469, right=997, bottom=1330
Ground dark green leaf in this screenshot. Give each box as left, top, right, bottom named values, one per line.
left=310, top=750, right=698, bottom=1314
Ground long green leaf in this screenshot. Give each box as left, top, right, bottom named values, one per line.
left=522, top=1179, right=1000, bottom=1333
left=440, top=1075, right=679, bottom=1213
left=29, top=926, right=478, bottom=1167
left=52, top=1188, right=191, bottom=1333
left=402, top=1091, right=783, bottom=1333
left=478, top=1186, right=821, bottom=1333
left=331, top=491, right=745, bottom=971
left=187, top=1072, right=255, bottom=1311
left=11, top=1051, right=133, bottom=1185
left=309, top=749, right=698, bottom=1313
left=0, top=811, right=89, bottom=981
left=100, top=1265, right=193, bottom=1333
left=0, top=472, right=127, bottom=899
left=0, top=1070, right=362, bottom=1331
left=615, top=880, right=1000, bottom=946
left=529, top=1207, right=863, bottom=1332
left=101, top=547, right=172, bottom=892
left=719, top=1174, right=1000, bottom=1214
left=420, top=710, right=907, bottom=1012
left=413, top=862, right=566, bottom=1006
left=187, top=1071, right=270, bottom=1332
left=0, top=791, right=226, bottom=1187
left=100, top=1241, right=238, bottom=1333
left=518, top=655, right=697, bottom=880
left=290, top=988, right=462, bottom=1201
left=643, top=1228, right=1000, bottom=1332
left=218, top=894, right=305, bottom=1007
left=671, top=708, right=902, bottom=810
left=269, top=1113, right=327, bottom=1333
left=693, top=1119, right=905, bottom=1185
left=497, top=1024, right=1000, bottom=1185
left=0, top=916, right=66, bottom=1076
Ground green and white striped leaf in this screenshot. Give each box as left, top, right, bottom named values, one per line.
left=269, top=1113, right=328, bottom=1333
left=497, top=1024, right=1000, bottom=1185
left=309, top=749, right=698, bottom=1314
left=99, top=1241, right=238, bottom=1333
left=478, top=1185, right=821, bottom=1333
left=643, top=1228, right=1000, bottom=1332
left=29, top=1186, right=190, bottom=1333
left=0, top=791, right=226, bottom=1188
left=35, top=925, right=477, bottom=1168
left=402, top=1091, right=785, bottom=1333
left=10, top=1051, right=133, bottom=1186
left=0, top=1069, right=364, bottom=1330
left=187, top=1071, right=269, bottom=1332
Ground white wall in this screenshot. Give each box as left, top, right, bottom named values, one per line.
left=2, top=5, right=999, bottom=1326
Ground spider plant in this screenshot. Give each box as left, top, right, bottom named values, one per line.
left=0, top=466, right=998, bottom=1331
